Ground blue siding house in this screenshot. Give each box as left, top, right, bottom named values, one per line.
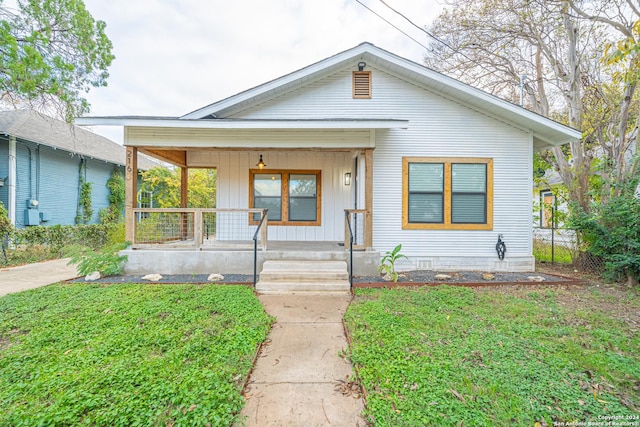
left=0, top=109, right=156, bottom=228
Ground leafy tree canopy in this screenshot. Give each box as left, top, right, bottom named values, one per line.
left=139, top=167, right=217, bottom=209
left=0, top=0, right=114, bottom=121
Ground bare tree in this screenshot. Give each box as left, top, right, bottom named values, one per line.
left=425, top=0, right=638, bottom=209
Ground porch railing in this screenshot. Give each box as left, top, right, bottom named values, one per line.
left=344, top=211, right=354, bottom=289
left=344, top=209, right=370, bottom=250
left=253, top=209, right=269, bottom=287
left=131, top=208, right=268, bottom=251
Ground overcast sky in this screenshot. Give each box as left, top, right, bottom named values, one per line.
left=80, top=0, right=444, bottom=142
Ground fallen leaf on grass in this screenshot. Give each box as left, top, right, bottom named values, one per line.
left=449, top=389, right=466, bottom=402
left=334, top=376, right=362, bottom=399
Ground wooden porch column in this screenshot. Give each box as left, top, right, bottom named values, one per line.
left=125, top=146, right=138, bottom=243
left=364, top=148, right=373, bottom=250
left=180, top=167, right=189, bottom=240
left=180, top=167, right=188, bottom=208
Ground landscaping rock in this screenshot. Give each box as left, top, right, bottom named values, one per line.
left=142, top=274, right=163, bottom=282
left=208, top=273, right=224, bottom=282
left=85, top=271, right=101, bottom=281
left=435, top=274, right=452, bottom=281
left=482, top=273, right=495, bottom=281
left=528, top=276, right=546, bottom=282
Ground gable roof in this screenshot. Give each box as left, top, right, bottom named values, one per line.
left=0, top=109, right=158, bottom=169
left=180, top=42, right=580, bottom=150
left=77, top=42, right=580, bottom=151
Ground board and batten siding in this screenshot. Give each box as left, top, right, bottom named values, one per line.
left=187, top=150, right=353, bottom=241
left=227, top=65, right=535, bottom=270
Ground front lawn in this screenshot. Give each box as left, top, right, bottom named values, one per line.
left=345, top=285, right=640, bottom=426
left=0, top=283, right=272, bottom=426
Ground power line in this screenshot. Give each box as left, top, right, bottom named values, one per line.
left=376, top=0, right=459, bottom=56
left=352, top=0, right=431, bottom=51
left=354, top=0, right=515, bottom=86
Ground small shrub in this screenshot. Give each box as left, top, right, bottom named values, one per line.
left=570, top=187, right=640, bottom=286
left=65, top=242, right=129, bottom=276
left=378, top=244, right=407, bottom=282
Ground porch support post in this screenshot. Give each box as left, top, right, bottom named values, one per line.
left=125, top=146, right=138, bottom=243
left=180, top=167, right=188, bottom=208
left=364, top=148, right=373, bottom=250
left=180, top=167, right=189, bottom=240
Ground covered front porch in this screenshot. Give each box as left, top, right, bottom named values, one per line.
left=117, top=120, right=405, bottom=277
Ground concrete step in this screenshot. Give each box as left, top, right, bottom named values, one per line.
left=256, top=260, right=350, bottom=294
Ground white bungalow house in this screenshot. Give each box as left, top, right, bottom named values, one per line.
left=77, top=42, right=580, bottom=284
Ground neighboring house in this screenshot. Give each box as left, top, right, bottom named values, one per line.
left=0, top=109, right=156, bottom=228
left=78, top=42, right=580, bottom=274
left=534, top=171, right=565, bottom=229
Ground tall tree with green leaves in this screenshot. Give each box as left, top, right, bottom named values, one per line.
left=0, top=0, right=114, bottom=121
left=139, top=167, right=217, bottom=209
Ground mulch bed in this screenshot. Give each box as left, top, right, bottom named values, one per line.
left=69, top=270, right=582, bottom=287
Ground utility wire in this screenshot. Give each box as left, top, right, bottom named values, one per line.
left=352, top=0, right=431, bottom=51
left=354, top=0, right=515, bottom=85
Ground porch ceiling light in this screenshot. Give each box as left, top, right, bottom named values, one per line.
left=344, top=172, right=351, bottom=186
left=256, top=154, right=266, bottom=169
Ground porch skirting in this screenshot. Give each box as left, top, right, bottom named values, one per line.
left=121, top=249, right=381, bottom=277
left=121, top=249, right=535, bottom=277
left=396, top=256, right=536, bottom=273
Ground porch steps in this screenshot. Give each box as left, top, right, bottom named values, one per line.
left=256, top=260, right=350, bottom=294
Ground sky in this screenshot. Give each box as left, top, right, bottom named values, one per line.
left=80, top=0, right=445, bottom=142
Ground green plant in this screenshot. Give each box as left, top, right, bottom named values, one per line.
left=569, top=182, right=640, bottom=286
left=65, top=242, right=129, bottom=276
left=0, top=202, right=12, bottom=238
left=0, top=202, right=13, bottom=264
left=76, top=161, right=93, bottom=224
left=99, top=169, right=125, bottom=224
left=378, top=244, right=407, bottom=282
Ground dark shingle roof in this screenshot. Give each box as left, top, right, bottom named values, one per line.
left=0, top=109, right=158, bottom=170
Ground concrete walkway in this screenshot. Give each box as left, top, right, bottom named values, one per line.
left=239, top=294, right=365, bottom=427
left=0, top=258, right=79, bottom=297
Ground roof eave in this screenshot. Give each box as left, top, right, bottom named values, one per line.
left=75, top=117, right=409, bottom=130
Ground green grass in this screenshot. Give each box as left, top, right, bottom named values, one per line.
left=533, top=240, right=574, bottom=264
left=1, top=244, right=60, bottom=267
left=345, top=286, right=640, bottom=426
left=0, top=283, right=273, bottom=426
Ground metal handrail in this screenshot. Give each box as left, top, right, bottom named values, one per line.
left=344, top=210, right=354, bottom=289
left=253, top=209, right=269, bottom=287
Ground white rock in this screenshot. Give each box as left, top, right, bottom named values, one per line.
left=207, top=273, right=225, bottom=282
left=85, top=271, right=101, bottom=281
left=527, top=276, right=546, bottom=282
left=435, top=274, right=452, bottom=281
left=142, top=274, right=163, bottom=282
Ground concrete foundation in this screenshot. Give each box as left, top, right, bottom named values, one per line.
left=122, top=244, right=381, bottom=276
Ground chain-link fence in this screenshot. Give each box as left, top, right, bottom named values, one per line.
left=533, top=227, right=605, bottom=273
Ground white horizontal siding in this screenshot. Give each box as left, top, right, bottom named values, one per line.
left=227, top=66, right=534, bottom=265
left=187, top=150, right=353, bottom=241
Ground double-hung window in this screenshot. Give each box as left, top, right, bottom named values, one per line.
left=403, top=157, right=493, bottom=230
left=250, top=169, right=321, bottom=226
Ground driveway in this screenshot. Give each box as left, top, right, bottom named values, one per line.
left=0, top=259, right=78, bottom=297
